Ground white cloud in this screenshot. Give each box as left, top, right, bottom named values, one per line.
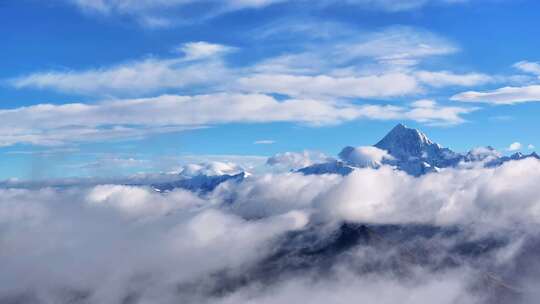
left=86, top=184, right=204, bottom=219
left=254, top=139, right=275, bottom=145
left=339, top=27, right=458, bottom=66
left=178, top=161, right=245, bottom=177
left=0, top=94, right=475, bottom=146
left=507, top=142, right=522, bottom=151
left=528, top=144, right=535, bottom=150
left=5, top=27, right=481, bottom=145
left=337, top=0, right=470, bottom=12
left=451, top=85, right=540, bottom=105
left=139, top=15, right=174, bottom=28
left=3, top=158, right=540, bottom=302
left=238, top=73, right=420, bottom=99
left=338, top=146, right=392, bottom=167
left=405, top=99, right=476, bottom=126
left=69, top=0, right=470, bottom=27
left=70, top=0, right=288, bottom=26
left=314, top=159, right=540, bottom=230
left=0, top=185, right=309, bottom=303
left=415, top=70, right=493, bottom=87
left=10, top=27, right=474, bottom=102
left=266, top=151, right=329, bottom=170
left=73, top=0, right=286, bottom=13
left=177, top=41, right=236, bottom=60
left=240, top=27, right=490, bottom=100
left=513, top=60, right=540, bottom=76
left=254, top=26, right=458, bottom=74
left=11, top=42, right=233, bottom=95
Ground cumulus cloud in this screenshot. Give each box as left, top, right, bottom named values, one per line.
left=338, top=146, right=392, bottom=167
left=0, top=185, right=310, bottom=303
left=3, top=159, right=540, bottom=303
left=507, top=142, right=522, bottom=151
left=529, top=144, right=535, bottom=150
left=314, top=160, right=540, bottom=233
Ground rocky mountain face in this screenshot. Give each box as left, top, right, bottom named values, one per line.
left=155, top=123, right=539, bottom=192
left=300, top=123, right=539, bottom=177
left=152, top=172, right=247, bottom=193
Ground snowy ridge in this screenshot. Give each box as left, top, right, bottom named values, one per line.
left=300, top=123, right=539, bottom=177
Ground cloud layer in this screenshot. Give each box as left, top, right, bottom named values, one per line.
left=0, top=93, right=475, bottom=146
left=2, top=158, right=540, bottom=303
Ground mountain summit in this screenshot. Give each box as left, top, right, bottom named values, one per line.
left=299, top=123, right=539, bottom=177
left=374, top=123, right=440, bottom=159
left=373, top=124, right=463, bottom=175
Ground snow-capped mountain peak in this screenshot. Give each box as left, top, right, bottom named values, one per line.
left=298, top=123, right=538, bottom=177
left=374, top=123, right=442, bottom=160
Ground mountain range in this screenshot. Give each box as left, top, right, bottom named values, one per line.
left=300, top=123, right=539, bottom=177
left=154, top=123, right=539, bottom=192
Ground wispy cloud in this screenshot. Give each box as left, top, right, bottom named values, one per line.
left=513, top=60, right=540, bottom=76
left=10, top=42, right=234, bottom=96
left=238, top=73, right=420, bottom=99
left=507, top=142, right=522, bottom=151
left=0, top=94, right=475, bottom=146
left=9, top=26, right=490, bottom=103
left=68, top=0, right=470, bottom=27
left=415, top=70, right=493, bottom=87
left=267, top=151, right=328, bottom=170
left=254, top=140, right=276, bottom=145
left=451, top=85, right=540, bottom=105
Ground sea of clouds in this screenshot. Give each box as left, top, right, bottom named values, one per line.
left=2, top=158, right=540, bottom=303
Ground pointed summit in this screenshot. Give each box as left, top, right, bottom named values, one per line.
left=374, top=123, right=439, bottom=160
left=298, top=123, right=537, bottom=178
left=373, top=123, right=463, bottom=176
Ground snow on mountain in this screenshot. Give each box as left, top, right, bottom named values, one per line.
left=299, top=123, right=539, bottom=177
left=464, top=146, right=501, bottom=163
left=297, top=160, right=355, bottom=176
left=153, top=171, right=247, bottom=193
left=153, top=124, right=539, bottom=192
left=178, top=161, right=244, bottom=177
left=153, top=161, right=248, bottom=193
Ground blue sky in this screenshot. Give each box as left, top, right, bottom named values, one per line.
left=1, top=0, right=540, bottom=179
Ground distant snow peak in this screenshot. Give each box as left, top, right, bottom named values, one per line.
left=179, top=161, right=244, bottom=177
left=375, top=123, right=442, bottom=160
left=299, top=123, right=540, bottom=177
